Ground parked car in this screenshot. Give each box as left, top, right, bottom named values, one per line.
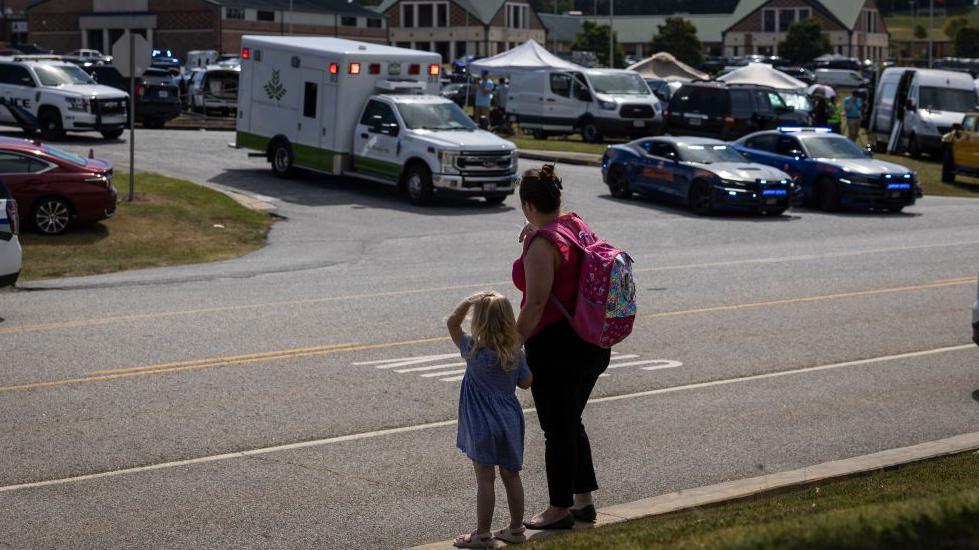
left=151, top=49, right=180, bottom=68
left=13, top=43, right=53, bottom=55
left=215, top=54, right=241, bottom=67
left=665, top=82, right=809, bottom=140
left=63, top=49, right=111, bottom=65
left=0, top=137, right=117, bottom=234
left=83, top=65, right=181, bottom=129
left=813, top=68, right=868, bottom=88
left=187, top=64, right=240, bottom=115
left=601, top=136, right=798, bottom=216
left=0, top=180, right=21, bottom=287
left=779, top=66, right=815, bottom=84
left=733, top=127, right=921, bottom=212
left=644, top=78, right=683, bottom=102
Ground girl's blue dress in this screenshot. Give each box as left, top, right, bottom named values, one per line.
left=456, top=334, right=530, bottom=471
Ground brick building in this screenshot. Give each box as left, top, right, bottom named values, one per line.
left=375, top=0, right=546, bottom=62
left=27, top=0, right=387, bottom=58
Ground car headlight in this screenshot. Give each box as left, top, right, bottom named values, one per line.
left=598, top=99, right=617, bottom=111
left=839, top=173, right=875, bottom=186
left=438, top=150, right=459, bottom=174
left=66, top=97, right=90, bottom=112
left=719, top=179, right=746, bottom=188
left=510, top=150, right=519, bottom=171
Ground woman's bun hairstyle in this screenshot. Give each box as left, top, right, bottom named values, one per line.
left=519, top=164, right=562, bottom=213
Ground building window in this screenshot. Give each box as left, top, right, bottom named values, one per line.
left=778, top=9, right=795, bottom=32
left=257, top=10, right=275, bottom=22
left=401, top=2, right=449, bottom=28
left=367, top=18, right=382, bottom=28
left=226, top=8, right=245, bottom=20
left=763, top=9, right=775, bottom=32
left=798, top=8, right=810, bottom=20
left=506, top=3, right=529, bottom=29
left=341, top=16, right=357, bottom=27
left=437, top=3, right=448, bottom=26
left=402, top=4, right=414, bottom=27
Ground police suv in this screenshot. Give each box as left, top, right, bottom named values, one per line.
left=0, top=56, right=128, bottom=140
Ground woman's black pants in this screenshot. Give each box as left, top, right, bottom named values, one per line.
left=525, top=320, right=611, bottom=508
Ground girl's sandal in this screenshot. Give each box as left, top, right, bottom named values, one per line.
left=453, top=530, right=494, bottom=549
left=494, top=526, right=527, bottom=544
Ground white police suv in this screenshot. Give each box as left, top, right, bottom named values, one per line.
left=0, top=56, right=128, bottom=140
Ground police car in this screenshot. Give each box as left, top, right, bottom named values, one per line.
left=601, top=136, right=799, bottom=215
left=0, top=56, right=129, bottom=140
left=733, top=128, right=921, bottom=212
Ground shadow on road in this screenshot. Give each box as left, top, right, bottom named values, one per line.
left=210, top=168, right=517, bottom=216
left=597, top=194, right=801, bottom=222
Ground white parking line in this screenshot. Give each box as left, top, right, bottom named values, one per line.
left=420, top=369, right=467, bottom=378
left=609, top=354, right=640, bottom=361
left=1, top=344, right=971, bottom=493
left=440, top=375, right=465, bottom=382
left=373, top=357, right=461, bottom=370
left=352, top=353, right=458, bottom=366
left=395, top=362, right=466, bottom=373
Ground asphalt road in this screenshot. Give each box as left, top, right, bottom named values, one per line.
left=1, top=129, right=978, bottom=549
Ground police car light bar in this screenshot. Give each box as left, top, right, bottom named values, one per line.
left=777, top=127, right=832, bottom=133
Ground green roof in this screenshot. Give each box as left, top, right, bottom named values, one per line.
left=374, top=0, right=505, bottom=25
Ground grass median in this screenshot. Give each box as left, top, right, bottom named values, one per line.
left=19, top=173, right=273, bottom=281
left=509, top=134, right=979, bottom=199
left=528, top=451, right=979, bottom=549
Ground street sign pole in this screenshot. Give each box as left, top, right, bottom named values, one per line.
left=128, top=30, right=135, bottom=202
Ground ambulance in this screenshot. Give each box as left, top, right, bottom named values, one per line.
left=234, top=36, right=519, bottom=205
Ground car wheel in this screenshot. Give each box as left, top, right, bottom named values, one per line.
left=484, top=194, right=507, bottom=205
left=39, top=109, right=66, bottom=141
left=581, top=120, right=603, bottom=143
left=101, top=128, right=124, bottom=139
left=607, top=165, right=632, bottom=199
left=689, top=180, right=713, bottom=215
left=33, top=197, right=72, bottom=235
left=270, top=140, right=295, bottom=179
left=817, top=177, right=840, bottom=212
left=405, top=164, right=434, bottom=206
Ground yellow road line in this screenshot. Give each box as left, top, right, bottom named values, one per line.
left=3, top=241, right=978, bottom=337
left=0, top=279, right=972, bottom=395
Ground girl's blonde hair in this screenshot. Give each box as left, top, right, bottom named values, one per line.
left=469, top=292, right=522, bottom=372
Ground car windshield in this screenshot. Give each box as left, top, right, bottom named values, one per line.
left=802, top=136, right=866, bottom=159
left=42, top=144, right=88, bottom=166
left=780, top=92, right=812, bottom=112
left=918, top=87, right=977, bottom=112
left=588, top=73, right=650, bottom=95
left=679, top=144, right=746, bottom=163
left=34, top=64, right=95, bottom=86
left=398, top=102, right=477, bottom=130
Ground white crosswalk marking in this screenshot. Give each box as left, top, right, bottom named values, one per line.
left=609, top=359, right=683, bottom=370
left=641, top=360, right=684, bottom=371
left=609, top=354, right=640, bottom=362
left=440, top=375, right=465, bottom=382
left=395, top=362, right=466, bottom=373
left=352, top=353, right=458, bottom=366
left=373, top=357, right=463, bottom=370
left=421, top=369, right=466, bottom=378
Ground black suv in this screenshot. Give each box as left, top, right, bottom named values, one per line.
left=83, top=65, right=182, bottom=129
left=666, top=82, right=810, bottom=141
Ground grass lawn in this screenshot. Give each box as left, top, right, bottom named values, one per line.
left=18, top=173, right=273, bottom=281
left=885, top=7, right=979, bottom=41
left=509, top=134, right=979, bottom=199
left=528, top=451, right=979, bottom=549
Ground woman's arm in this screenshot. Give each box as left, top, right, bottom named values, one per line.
left=516, top=238, right=558, bottom=342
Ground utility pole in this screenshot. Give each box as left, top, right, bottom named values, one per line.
left=927, top=0, right=933, bottom=67
left=608, top=0, right=614, bottom=68
left=909, top=1, right=914, bottom=61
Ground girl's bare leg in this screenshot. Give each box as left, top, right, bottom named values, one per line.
left=498, top=467, right=524, bottom=530
left=473, top=462, right=496, bottom=533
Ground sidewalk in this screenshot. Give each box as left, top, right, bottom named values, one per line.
left=411, top=431, right=979, bottom=549
left=518, top=149, right=602, bottom=167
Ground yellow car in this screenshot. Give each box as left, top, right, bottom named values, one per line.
left=942, top=113, right=979, bottom=183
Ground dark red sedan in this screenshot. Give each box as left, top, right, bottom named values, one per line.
left=0, top=137, right=116, bottom=234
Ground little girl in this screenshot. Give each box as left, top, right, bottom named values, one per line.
left=447, top=291, right=533, bottom=548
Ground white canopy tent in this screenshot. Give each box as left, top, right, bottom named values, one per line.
left=627, top=52, right=707, bottom=82
left=717, top=63, right=807, bottom=91
left=469, top=40, right=584, bottom=74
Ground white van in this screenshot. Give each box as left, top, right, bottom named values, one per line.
left=812, top=68, right=868, bottom=89
left=235, top=36, right=518, bottom=205
left=870, top=68, right=979, bottom=156
left=186, top=50, right=219, bottom=69
left=507, top=68, right=662, bottom=142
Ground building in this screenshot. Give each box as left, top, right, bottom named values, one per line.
left=540, top=0, right=889, bottom=64
left=26, top=0, right=387, bottom=58
left=375, top=0, right=546, bottom=62
left=1, top=0, right=33, bottom=46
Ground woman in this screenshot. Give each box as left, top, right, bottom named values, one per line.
left=512, top=164, right=612, bottom=530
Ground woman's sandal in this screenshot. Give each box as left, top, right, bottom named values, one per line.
left=494, top=526, right=527, bottom=544
left=453, top=530, right=494, bottom=549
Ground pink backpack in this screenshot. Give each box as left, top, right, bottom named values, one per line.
left=538, top=217, right=636, bottom=348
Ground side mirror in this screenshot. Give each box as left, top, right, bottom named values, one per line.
left=369, top=115, right=383, bottom=133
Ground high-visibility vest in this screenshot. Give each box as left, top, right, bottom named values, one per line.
left=828, top=102, right=842, bottom=124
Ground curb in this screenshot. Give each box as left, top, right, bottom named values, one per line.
left=410, top=431, right=979, bottom=549
left=218, top=188, right=277, bottom=213
left=518, top=149, right=603, bottom=167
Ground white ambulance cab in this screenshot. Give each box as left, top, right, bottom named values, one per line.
left=235, top=36, right=519, bottom=205
left=0, top=56, right=128, bottom=140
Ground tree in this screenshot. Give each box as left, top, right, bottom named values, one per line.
left=649, top=17, right=704, bottom=67
left=571, top=20, right=625, bottom=68
left=778, top=19, right=831, bottom=64
left=945, top=16, right=969, bottom=41
left=914, top=24, right=927, bottom=40
left=955, top=26, right=979, bottom=58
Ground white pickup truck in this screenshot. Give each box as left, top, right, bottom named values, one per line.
left=235, top=36, right=518, bottom=205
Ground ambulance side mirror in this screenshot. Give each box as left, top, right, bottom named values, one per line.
left=369, top=115, right=384, bottom=134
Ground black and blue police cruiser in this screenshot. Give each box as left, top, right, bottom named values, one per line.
left=732, top=127, right=922, bottom=212
left=601, top=136, right=800, bottom=216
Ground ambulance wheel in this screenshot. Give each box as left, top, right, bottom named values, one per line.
left=101, top=129, right=124, bottom=139
left=484, top=194, right=507, bottom=205
left=405, top=164, right=434, bottom=206
left=39, top=109, right=66, bottom=141
left=270, top=140, right=295, bottom=179
left=817, top=177, right=840, bottom=212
